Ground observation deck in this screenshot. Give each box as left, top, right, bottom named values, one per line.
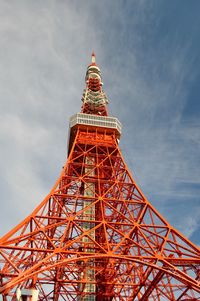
left=68, top=113, right=122, bottom=152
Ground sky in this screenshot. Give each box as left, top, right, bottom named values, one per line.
left=0, top=1, right=200, bottom=246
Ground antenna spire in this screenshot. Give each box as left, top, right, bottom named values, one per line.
left=91, top=51, right=96, bottom=65
left=81, top=53, right=109, bottom=116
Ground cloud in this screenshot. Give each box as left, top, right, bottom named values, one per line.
left=0, top=0, right=99, bottom=234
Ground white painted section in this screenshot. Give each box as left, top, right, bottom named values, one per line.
left=78, top=156, right=96, bottom=301
left=16, top=288, right=39, bottom=301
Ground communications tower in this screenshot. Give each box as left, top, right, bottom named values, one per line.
left=0, top=54, right=200, bottom=300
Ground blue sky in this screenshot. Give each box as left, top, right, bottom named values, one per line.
left=0, top=1, right=200, bottom=245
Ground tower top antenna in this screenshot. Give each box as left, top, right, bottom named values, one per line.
left=82, top=53, right=109, bottom=116
left=91, top=51, right=96, bottom=65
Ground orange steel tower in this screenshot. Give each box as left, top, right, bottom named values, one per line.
left=0, top=54, right=200, bottom=301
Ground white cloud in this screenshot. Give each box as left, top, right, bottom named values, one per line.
left=0, top=0, right=102, bottom=235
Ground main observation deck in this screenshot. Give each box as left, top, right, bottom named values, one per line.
left=68, top=113, right=122, bottom=152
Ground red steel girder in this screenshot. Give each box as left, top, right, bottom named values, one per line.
left=0, top=127, right=199, bottom=300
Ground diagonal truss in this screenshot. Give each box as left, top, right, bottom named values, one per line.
left=0, top=127, right=200, bottom=300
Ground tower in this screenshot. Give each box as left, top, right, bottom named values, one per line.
left=0, top=54, right=200, bottom=300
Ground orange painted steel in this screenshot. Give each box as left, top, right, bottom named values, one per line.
left=0, top=55, right=200, bottom=300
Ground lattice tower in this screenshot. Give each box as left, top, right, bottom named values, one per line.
left=0, top=53, right=200, bottom=301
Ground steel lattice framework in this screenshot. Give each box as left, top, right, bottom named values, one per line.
left=0, top=54, right=200, bottom=300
